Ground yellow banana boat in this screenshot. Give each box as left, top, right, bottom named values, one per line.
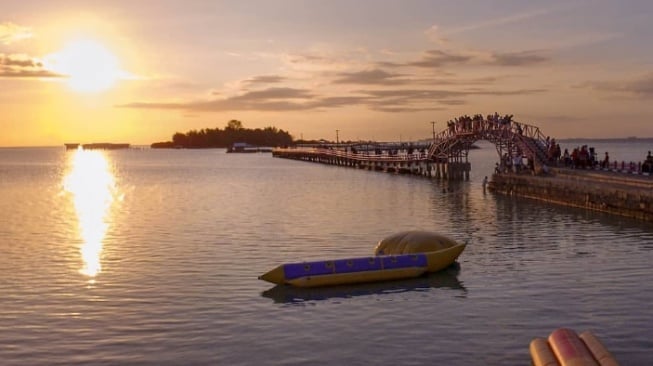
left=259, top=231, right=466, bottom=288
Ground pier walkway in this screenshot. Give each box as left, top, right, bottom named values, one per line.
left=273, top=116, right=551, bottom=180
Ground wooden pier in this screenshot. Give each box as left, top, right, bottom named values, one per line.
left=273, top=116, right=550, bottom=181
left=273, top=147, right=471, bottom=180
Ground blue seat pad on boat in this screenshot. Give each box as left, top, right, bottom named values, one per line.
left=283, top=254, right=428, bottom=280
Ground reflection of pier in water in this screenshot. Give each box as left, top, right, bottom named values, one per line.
left=261, top=264, right=465, bottom=304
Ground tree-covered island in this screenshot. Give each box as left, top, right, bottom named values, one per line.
left=151, top=120, right=294, bottom=148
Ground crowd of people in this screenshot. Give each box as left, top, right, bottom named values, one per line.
left=445, top=113, right=515, bottom=135
left=441, top=114, right=651, bottom=175
left=557, top=147, right=653, bottom=173
left=498, top=142, right=653, bottom=175
left=559, top=145, right=597, bottom=169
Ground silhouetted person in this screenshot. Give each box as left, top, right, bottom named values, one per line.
left=602, top=152, right=610, bottom=169
left=644, top=151, right=653, bottom=173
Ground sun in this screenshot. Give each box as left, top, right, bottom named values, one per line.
left=45, top=39, right=123, bottom=92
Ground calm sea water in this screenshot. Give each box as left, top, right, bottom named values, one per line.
left=1, top=141, right=652, bottom=365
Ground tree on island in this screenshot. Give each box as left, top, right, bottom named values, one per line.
left=151, top=120, right=293, bottom=148
left=226, top=119, right=243, bottom=130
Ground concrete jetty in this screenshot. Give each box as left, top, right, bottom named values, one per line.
left=488, top=168, right=653, bottom=222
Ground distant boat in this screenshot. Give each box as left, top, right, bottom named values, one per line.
left=87, top=143, right=129, bottom=150
left=227, top=142, right=273, bottom=153
left=65, top=143, right=130, bottom=150
left=84, top=143, right=130, bottom=150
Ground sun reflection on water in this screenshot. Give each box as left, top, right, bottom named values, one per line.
left=63, top=149, right=116, bottom=278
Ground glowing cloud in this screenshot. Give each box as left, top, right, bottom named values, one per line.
left=0, top=22, right=33, bottom=44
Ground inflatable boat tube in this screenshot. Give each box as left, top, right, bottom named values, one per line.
left=259, top=231, right=466, bottom=287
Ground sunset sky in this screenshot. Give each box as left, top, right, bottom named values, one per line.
left=2, top=0, right=653, bottom=147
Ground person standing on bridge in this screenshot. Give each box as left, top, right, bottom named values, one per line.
left=643, top=151, right=653, bottom=173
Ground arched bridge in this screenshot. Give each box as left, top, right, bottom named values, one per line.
left=273, top=115, right=555, bottom=180
left=428, top=115, right=552, bottom=168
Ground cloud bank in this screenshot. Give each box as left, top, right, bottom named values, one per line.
left=581, top=73, right=653, bottom=98
left=0, top=54, right=63, bottom=78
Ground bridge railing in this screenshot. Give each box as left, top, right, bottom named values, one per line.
left=275, top=147, right=430, bottom=162
left=426, top=118, right=551, bottom=162
left=327, top=148, right=430, bottom=162
left=518, top=122, right=546, bottom=141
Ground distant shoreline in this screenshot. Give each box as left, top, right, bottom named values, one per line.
left=559, top=137, right=653, bottom=143
left=0, top=137, right=652, bottom=149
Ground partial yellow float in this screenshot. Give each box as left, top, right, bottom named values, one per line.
left=530, top=328, right=619, bottom=366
